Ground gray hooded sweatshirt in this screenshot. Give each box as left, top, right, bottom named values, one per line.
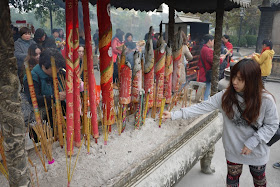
left=171, top=90, right=279, bottom=165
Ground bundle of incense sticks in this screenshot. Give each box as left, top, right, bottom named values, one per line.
left=32, top=121, right=54, bottom=165
left=0, top=131, right=8, bottom=180
left=114, top=105, right=122, bottom=135
left=29, top=122, right=47, bottom=172
left=98, top=105, right=109, bottom=145
left=28, top=157, right=39, bottom=187
left=64, top=132, right=84, bottom=187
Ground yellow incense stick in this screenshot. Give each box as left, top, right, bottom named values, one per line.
left=143, top=91, right=150, bottom=125
left=51, top=56, right=64, bottom=147
left=151, top=81, right=157, bottom=119
left=159, top=98, right=166, bottom=128
left=44, top=96, right=51, bottom=127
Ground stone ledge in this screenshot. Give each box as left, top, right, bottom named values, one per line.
left=112, top=111, right=219, bottom=187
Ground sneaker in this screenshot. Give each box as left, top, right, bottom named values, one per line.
left=273, top=162, right=280, bottom=169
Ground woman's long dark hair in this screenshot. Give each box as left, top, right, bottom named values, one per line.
left=222, top=59, right=264, bottom=124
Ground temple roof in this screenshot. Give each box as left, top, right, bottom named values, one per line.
left=88, top=0, right=251, bottom=13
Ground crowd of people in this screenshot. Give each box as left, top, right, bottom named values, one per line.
left=11, top=23, right=279, bottom=186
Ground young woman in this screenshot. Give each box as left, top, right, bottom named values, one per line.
left=163, top=59, right=279, bottom=187
left=18, top=44, right=42, bottom=87
left=252, top=39, right=275, bottom=85
left=24, top=44, right=43, bottom=70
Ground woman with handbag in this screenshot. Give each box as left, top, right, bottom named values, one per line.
left=162, top=59, right=279, bottom=187
left=198, top=34, right=226, bottom=100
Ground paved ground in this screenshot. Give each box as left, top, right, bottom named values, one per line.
left=176, top=82, right=280, bottom=187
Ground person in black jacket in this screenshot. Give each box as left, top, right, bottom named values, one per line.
left=34, top=28, right=56, bottom=50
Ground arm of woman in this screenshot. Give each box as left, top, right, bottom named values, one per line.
left=168, top=90, right=224, bottom=120
left=253, top=52, right=268, bottom=65
left=244, top=95, right=279, bottom=150
left=14, top=42, right=27, bottom=62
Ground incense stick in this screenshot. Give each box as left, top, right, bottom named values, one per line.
left=143, top=90, right=150, bottom=125
left=159, top=98, right=166, bottom=128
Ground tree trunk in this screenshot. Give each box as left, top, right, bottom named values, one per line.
left=0, top=0, right=30, bottom=186
left=256, top=1, right=274, bottom=53
left=50, top=6, right=53, bottom=34
left=211, top=0, right=225, bottom=96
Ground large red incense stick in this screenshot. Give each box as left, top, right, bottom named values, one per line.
left=97, top=0, right=115, bottom=134
left=144, top=27, right=155, bottom=108
left=73, top=0, right=81, bottom=147
left=82, top=0, right=99, bottom=141
left=131, top=51, right=142, bottom=103
left=154, top=35, right=166, bottom=107
left=164, top=45, right=173, bottom=104
left=172, top=29, right=183, bottom=93
left=65, top=0, right=74, bottom=154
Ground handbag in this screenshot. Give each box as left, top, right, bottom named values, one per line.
left=200, top=56, right=212, bottom=82
left=236, top=103, right=280, bottom=146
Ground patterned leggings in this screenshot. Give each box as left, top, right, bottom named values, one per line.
left=226, top=160, right=266, bottom=187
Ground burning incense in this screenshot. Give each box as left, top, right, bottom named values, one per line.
left=43, top=96, right=51, bottom=126
left=144, top=27, right=155, bottom=109
left=159, top=98, right=166, bottom=128
left=51, top=57, right=64, bottom=148
left=154, top=21, right=166, bottom=107
left=32, top=122, right=54, bottom=165
left=51, top=96, right=57, bottom=141
left=172, top=27, right=183, bottom=93
left=65, top=0, right=74, bottom=155
left=82, top=0, right=99, bottom=142
left=97, top=0, right=115, bottom=137
left=164, top=44, right=173, bottom=104
left=151, top=81, right=157, bottom=119
left=143, top=90, right=150, bottom=125
left=72, top=0, right=81, bottom=148
left=24, top=61, right=42, bottom=125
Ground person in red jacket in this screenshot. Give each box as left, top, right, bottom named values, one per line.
left=198, top=34, right=226, bottom=100
left=222, top=35, right=233, bottom=67
left=111, top=29, right=124, bottom=88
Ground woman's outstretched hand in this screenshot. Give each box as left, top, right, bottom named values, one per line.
left=162, top=111, right=171, bottom=122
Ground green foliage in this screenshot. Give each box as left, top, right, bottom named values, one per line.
left=9, top=0, right=65, bottom=30
left=229, top=35, right=238, bottom=47
left=239, top=36, right=247, bottom=47
left=199, top=0, right=262, bottom=36
left=245, top=35, right=257, bottom=47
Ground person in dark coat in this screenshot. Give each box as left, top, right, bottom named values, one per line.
left=124, top=33, right=136, bottom=70
left=33, top=28, right=56, bottom=50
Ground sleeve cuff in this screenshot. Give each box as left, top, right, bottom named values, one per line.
left=171, top=110, right=183, bottom=120
left=244, top=136, right=260, bottom=150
